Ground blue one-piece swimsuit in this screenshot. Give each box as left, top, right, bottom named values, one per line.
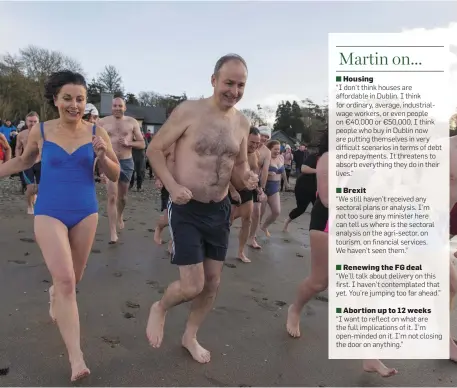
left=34, top=122, right=98, bottom=229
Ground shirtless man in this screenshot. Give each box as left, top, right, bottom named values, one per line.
left=99, top=98, right=145, bottom=243
left=153, top=144, right=175, bottom=254
left=15, top=111, right=40, bottom=214
left=229, top=126, right=266, bottom=262
left=247, top=125, right=271, bottom=249
left=146, top=53, right=258, bottom=363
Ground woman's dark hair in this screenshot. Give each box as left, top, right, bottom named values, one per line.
left=44, top=70, right=87, bottom=109
left=266, top=140, right=280, bottom=150
left=318, top=129, right=329, bottom=156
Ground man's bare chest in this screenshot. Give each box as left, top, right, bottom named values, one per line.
left=191, top=123, right=240, bottom=157
left=106, top=123, right=132, bottom=138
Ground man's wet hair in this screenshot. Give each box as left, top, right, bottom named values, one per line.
left=44, top=70, right=87, bottom=109
left=214, top=54, right=247, bottom=76
left=249, top=126, right=260, bottom=136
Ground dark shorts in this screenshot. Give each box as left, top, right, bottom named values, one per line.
left=161, top=187, right=169, bottom=212
left=119, top=157, right=134, bottom=183
left=309, top=196, right=328, bottom=232
left=228, top=189, right=258, bottom=206
left=22, top=162, right=41, bottom=185
left=168, top=196, right=231, bottom=265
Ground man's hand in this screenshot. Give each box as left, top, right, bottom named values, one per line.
left=258, top=192, right=267, bottom=202
left=155, top=179, right=163, bottom=189
left=243, top=170, right=259, bottom=190
left=230, top=190, right=241, bottom=204
left=119, top=138, right=131, bottom=148
left=170, top=184, right=193, bottom=205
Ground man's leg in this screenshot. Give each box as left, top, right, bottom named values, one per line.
left=182, top=259, right=224, bottom=363
left=117, top=181, right=129, bottom=230
left=248, top=202, right=262, bottom=249
left=106, top=181, right=119, bottom=243
left=154, top=210, right=168, bottom=245
left=147, top=264, right=205, bottom=347
left=22, top=169, right=35, bottom=214
left=237, top=201, right=253, bottom=263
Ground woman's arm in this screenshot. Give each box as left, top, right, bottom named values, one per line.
left=0, top=125, right=40, bottom=178
left=95, top=126, right=120, bottom=182
left=316, top=152, right=329, bottom=208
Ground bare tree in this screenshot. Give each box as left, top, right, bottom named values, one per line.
left=97, top=65, right=124, bottom=96
left=241, top=108, right=265, bottom=126
left=138, top=91, right=162, bottom=107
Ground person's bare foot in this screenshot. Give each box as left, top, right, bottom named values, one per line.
left=109, top=232, right=118, bottom=245
left=70, top=357, right=90, bottom=382
left=167, top=241, right=173, bottom=255
left=182, top=333, right=211, bottom=363
left=154, top=227, right=163, bottom=245
left=146, top=302, right=167, bottom=348
left=238, top=251, right=251, bottom=263
left=247, top=237, right=261, bottom=249
left=286, top=305, right=301, bottom=337
left=117, top=218, right=125, bottom=230
left=260, top=225, right=271, bottom=237
left=49, top=285, right=56, bottom=323
left=363, top=359, right=398, bottom=377
left=283, top=218, right=291, bottom=232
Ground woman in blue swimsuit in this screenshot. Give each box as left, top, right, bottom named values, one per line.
left=260, top=140, right=289, bottom=236
left=0, top=71, right=120, bottom=382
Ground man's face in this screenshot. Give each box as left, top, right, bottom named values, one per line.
left=26, top=115, right=39, bottom=130
left=300, top=145, right=306, bottom=152
left=211, top=60, right=247, bottom=109
left=112, top=98, right=126, bottom=118
left=248, top=133, right=261, bottom=153
left=260, top=134, right=270, bottom=145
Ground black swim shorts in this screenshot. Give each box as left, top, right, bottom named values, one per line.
left=228, top=189, right=258, bottom=206
left=167, top=196, right=231, bottom=265
left=309, top=196, right=328, bottom=232
left=22, top=162, right=42, bottom=185
left=161, top=187, right=169, bottom=212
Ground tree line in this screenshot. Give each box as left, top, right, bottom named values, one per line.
left=1, top=45, right=341, bottom=142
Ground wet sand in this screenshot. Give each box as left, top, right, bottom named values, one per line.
left=1, top=176, right=457, bottom=387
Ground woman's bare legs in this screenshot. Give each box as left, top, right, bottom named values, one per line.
left=35, top=214, right=97, bottom=382
left=287, top=230, right=328, bottom=337
left=261, top=192, right=281, bottom=237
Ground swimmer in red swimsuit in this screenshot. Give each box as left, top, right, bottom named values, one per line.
left=0, top=133, right=11, bottom=163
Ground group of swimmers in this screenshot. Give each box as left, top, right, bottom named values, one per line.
left=2, top=52, right=457, bottom=383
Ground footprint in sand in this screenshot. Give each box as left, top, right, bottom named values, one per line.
left=126, top=301, right=140, bottom=308
left=315, top=295, right=328, bottom=302
left=275, top=300, right=287, bottom=307
left=296, top=253, right=304, bottom=257
left=147, top=228, right=154, bottom=232
left=224, top=263, right=236, bottom=268
left=19, top=238, right=34, bottom=243
left=139, top=222, right=146, bottom=225
left=283, top=239, right=291, bottom=243
left=8, top=260, right=26, bottom=265
left=123, top=312, right=135, bottom=319
left=113, top=272, right=122, bottom=278
left=91, top=249, right=101, bottom=254
left=128, top=228, right=135, bottom=231
left=24, top=252, right=30, bottom=256
left=101, top=336, right=120, bottom=348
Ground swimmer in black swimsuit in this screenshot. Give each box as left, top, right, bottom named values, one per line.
left=286, top=131, right=398, bottom=377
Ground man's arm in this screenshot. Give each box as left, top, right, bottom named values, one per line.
left=231, top=117, right=251, bottom=190
left=130, top=119, right=146, bottom=149
left=146, top=101, right=190, bottom=192
left=15, top=133, right=24, bottom=157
